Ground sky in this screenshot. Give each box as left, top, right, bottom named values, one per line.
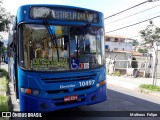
left=2, top=0, right=160, bottom=41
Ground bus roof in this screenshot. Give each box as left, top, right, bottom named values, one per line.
left=17, top=4, right=102, bottom=14
left=15, top=4, right=104, bottom=26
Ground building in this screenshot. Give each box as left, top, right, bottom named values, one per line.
left=105, top=34, right=145, bottom=76
left=105, top=34, right=134, bottom=51
left=105, top=34, right=135, bottom=68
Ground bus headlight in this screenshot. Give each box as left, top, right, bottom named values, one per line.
left=96, top=83, right=100, bottom=88
left=20, top=88, right=39, bottom=95
left=33, top=90, right=40, bottom=95
left=20, top=88, right=25, bottom=93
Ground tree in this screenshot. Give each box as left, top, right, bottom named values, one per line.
left=139, top=21, right=160, bottom=85
left=132, top=40, right=139, bottom=46
left=0, top=0, right=14, bottom=57
left=2, top=45, right=6, bottom=54
left=0, top=0, right=14, bottom=32
left=138, top=48, right=148, bottom=53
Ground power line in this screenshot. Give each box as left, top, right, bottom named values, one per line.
left=106, top=14, right=160, bottom=33
left=105, top=4, right=160, bottom=25
left=104, top=1, right=148, bottom=19
left=108, top=11, right=160, bottom=29
left=104, top=0, right=160, bottom=19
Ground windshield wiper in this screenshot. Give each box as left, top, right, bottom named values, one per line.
left=75, top=36, right=79, bottom=58
left=43, top=21, right=60, bottom=61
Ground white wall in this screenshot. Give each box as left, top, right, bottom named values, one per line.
left=105, top=41, right=133, bottom=51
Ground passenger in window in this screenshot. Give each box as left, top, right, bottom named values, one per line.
left=35, top=47, right=43, bottom=58
left=35, top=44, right=43, bottom=58
left=43, top=50, right=48, bottom=58
left=49, top=48, right=57, bottom=58
left=60, top=49, right=68, bottom=58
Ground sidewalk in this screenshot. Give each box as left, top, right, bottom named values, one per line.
left=107, top=75, right=160, bottom=96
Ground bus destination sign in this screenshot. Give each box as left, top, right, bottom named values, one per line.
left=30, top=7, right=99, bottom=23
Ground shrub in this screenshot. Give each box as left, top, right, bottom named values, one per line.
left=0, top=95, right=8, bottom=111
left=139, top=84, right=160, bottom=92
left=0, top=69, right=8, bottom=79
left=113, top=71, right=121, bottom=76
left=0, top=77, right=8, bottom=92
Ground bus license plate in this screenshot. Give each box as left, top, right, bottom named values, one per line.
left=64, top=95, right=78, bottom=102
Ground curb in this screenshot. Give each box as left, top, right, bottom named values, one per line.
left=138, top=88, right=160, bottom=97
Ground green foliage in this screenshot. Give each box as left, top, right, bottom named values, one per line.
left=138, top=48, right=143, bottom=53
left=138, top=48, right=148, bottom=53
left=113, top=71, right=121, bottom=76
left=0, top=95, right=8, bottom=111
left=139, top=23, right=160, bottom=46
left=2, top=46, right=7, bottom=54
left=0, top=0, right=14, bottom=32
left=0, top=69, right=8, bottom=79
left=132, top=40, right=139, bottom=46
left=0, top=73, right=8, bottom=111
left=0, top=77, right=8, bottom=91
left=139, top=84, right=160, bottom=92
left=131, top=57, right=138, bottom=68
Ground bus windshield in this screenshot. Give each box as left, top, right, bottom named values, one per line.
left=19, top=24, right=105, bottom=71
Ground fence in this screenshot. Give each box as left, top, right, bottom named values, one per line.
left=106, top=58, right=151, bottom=77
left=157, top=50, right=160, bottom=79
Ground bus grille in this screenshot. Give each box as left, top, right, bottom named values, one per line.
left=46, top=86, right=91, bottom=94
left=41, top=73, right=97, bottom=95
left=41, top=74, right=97, bottom=83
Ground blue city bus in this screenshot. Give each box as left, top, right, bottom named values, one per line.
left=8, top=4, right=106, bottom=112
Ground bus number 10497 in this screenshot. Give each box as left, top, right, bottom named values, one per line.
left=79, top=80, right=95, bottom=87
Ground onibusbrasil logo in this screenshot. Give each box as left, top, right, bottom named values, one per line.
left=2, top=112, right=42, bottom=118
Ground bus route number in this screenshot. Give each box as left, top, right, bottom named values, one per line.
left=79, top=80, right=95, bottom=87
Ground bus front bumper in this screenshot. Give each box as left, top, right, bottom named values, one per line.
left=19, top=85, right=107, bottom=112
